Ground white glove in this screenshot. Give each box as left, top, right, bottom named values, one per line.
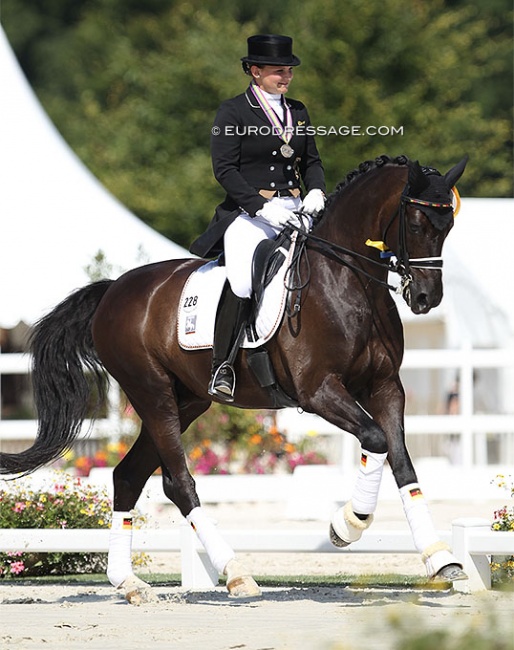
left=301, top=189, right=325, bottom=216
left=256, top=201, right=296, bottom=228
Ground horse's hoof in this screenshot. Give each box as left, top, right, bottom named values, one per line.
left=227, top=575, right=262, bottom=599
left=330, top=502, right=374, bottom=549
left=224, top=559, right=262, bottom=599
left=329, top=523, right=350, bottom=548
left=432, top=563, right=468, bottom=583
left=120, top=575, right=158, bottom=605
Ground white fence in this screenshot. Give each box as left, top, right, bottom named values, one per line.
left=0, top=518, right=510, bottom=592
left=1, top=346, right=514, bottom=467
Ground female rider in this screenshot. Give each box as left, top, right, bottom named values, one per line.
left=190, top=34, right=326, bottom=401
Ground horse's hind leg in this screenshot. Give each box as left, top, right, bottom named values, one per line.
left=173, top=401, right=261, bottom=598
left=107, top=425, right=161, bottom=603
left=126, top=381, right=260, bottom=599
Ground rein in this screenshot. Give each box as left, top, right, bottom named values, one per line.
left=285, top=190, right=450, bottom=314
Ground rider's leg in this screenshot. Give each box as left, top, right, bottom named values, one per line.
left=208, top=214, right=273, bottom=401
left=209, top=199, right=300, bottom=401
left=208, top=284, right=252, bottom=400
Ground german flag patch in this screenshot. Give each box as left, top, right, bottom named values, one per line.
left=409, top=487, right=423, bottom=499
left=122, top=517, right=133, bottom=530
left=360, top=453, right=368, bottom=467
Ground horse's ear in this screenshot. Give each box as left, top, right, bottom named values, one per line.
left=444, top=155, right=468, bottom=189
left=407, top=159, right=430, bottom=193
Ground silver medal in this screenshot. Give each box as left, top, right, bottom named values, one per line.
left=280, top=143, right=295, bottom=158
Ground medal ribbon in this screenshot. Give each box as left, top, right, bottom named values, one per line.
left=250, top=82, right=292, bottom=144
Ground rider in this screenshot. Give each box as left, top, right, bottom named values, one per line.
left=190, top=34, right=326, bottom=402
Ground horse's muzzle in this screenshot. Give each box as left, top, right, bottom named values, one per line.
left=405, top=279, right=443, bottom=315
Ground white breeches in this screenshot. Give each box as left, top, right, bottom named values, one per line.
left=223, top=195, right=301, bottom=298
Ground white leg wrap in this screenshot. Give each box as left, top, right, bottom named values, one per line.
left=107, top=511, right=134, bottom=588
left=399, top=483, right=459, bottom=577
left=351, top=449, right=388, bottom=514
left=399, top=483, right=440, bottom=553
left=331, top=500, right=374, bottom=544
left=186, top=506, right=235, bottom=575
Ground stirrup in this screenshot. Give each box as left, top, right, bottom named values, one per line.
left=208, top=363, right=236, bottom=402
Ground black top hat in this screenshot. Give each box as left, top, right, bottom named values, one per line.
left=241, top=34, right=301, bottom=67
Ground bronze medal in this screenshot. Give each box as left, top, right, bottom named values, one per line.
left=280, top=143, right=295, bottom=158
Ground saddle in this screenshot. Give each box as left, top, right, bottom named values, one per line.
left=251, top=230, right=290, bottom=314
left=177, top=229, right=299, bottom=407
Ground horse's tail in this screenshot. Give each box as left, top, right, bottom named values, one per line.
left=0, top=280, right=114, bottom=476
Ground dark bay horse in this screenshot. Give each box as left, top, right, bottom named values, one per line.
left=0, top=154, right=468, bottom=601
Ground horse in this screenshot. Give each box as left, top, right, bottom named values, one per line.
left=0, top=153, right=468, bottom=602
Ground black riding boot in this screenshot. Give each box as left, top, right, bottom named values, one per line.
left=208, top=283, right=251, bottom=402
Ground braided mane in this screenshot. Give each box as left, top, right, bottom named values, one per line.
left=324, top=154, right=409, bottom=212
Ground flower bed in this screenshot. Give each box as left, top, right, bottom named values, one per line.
left=60, top=405, right=329, bottom=477
left=0, top=472, right=147, bottom=578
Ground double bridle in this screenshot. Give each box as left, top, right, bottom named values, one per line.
left=383, top=192, right=453, bottom=294
left=285, top=188, right=453, bottom=313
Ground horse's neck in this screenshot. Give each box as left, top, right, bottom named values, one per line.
left=318, top=167, right=405, bottom=251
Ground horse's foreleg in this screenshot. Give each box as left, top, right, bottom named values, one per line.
left=303, top=376, right=388, bottom=547
left=330, top=448, right=387, bottom=547
left=389, top=439, right=467, bottom=581
left=359, top=381, right=467, bottom=582
left=107, top=426, right=161, bottom=603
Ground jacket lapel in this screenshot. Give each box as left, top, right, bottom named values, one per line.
left=244, top=87, right=270, bottom=126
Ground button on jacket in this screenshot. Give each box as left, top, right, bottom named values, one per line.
left=190, top=87, right=325, bottom=258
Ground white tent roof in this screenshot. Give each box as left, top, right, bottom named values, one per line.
left=0, top=26, right=190, bottom=329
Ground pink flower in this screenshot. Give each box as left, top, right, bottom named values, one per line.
left=12, top=502, right=26, bottom=513
left=10, top=561, right=25, bottom=575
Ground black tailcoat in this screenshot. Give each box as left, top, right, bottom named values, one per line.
left=190, top=86, right=325, bottom=258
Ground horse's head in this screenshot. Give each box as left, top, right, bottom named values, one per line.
left=394, top=156, right=468, bottom=314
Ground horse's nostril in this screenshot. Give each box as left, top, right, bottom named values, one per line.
left=413, top=293, right=430, bottom=314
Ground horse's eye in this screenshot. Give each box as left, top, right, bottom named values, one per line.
left=409, top=222, right=422, bottom=235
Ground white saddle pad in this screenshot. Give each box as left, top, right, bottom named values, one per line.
left=177, top=236, right=297, bottom=350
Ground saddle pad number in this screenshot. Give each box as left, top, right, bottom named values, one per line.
left=183, top=295, right=198, bottom=310
left=183, top=295, right=199, bottom=334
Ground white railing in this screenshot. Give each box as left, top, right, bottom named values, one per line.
left=0, top=519, right=510, bottom=592
left=2, top=346, right=514, bottom=466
